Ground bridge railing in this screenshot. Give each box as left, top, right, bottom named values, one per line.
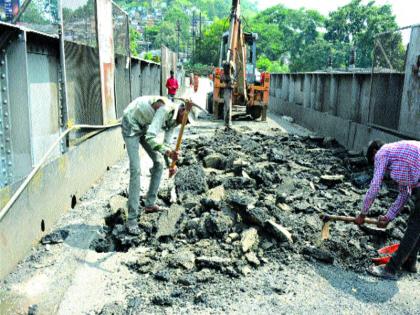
left=0, top=0, right=181, bottom=189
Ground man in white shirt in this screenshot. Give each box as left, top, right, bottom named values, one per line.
left=121, top=96, right=192, bottom=234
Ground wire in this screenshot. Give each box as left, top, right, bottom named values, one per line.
left=0, top=122, right=121, bottom=222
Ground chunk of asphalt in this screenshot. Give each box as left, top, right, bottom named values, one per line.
left=155, top=204, right=185, bottom=240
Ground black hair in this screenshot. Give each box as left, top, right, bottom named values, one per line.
left=366, top=140, right=384, bottom=165
left=170, top=70, right=174, bottom=76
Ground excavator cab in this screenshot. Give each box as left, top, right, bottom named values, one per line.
left=208, top=0, right=270, bottom=122
left=218, top=31, right=258, bottom=84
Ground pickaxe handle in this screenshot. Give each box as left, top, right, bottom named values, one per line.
left=169, top=106, right=190, bottom=177
left=320, top=214, right=378, bottom=225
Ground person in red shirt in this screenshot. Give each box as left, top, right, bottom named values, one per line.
left=166, top=70, right=179, bottom=101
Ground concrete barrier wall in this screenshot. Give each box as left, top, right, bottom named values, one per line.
left=269, top=71, right=412, bottom=152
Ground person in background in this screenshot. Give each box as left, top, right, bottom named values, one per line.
left=354, top=140, right=420, bottom=280
left=166, top=70, right=179, bottom=101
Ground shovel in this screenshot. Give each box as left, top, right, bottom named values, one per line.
left=319, top=214, right=379, bottom=240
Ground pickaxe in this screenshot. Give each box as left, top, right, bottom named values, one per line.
left=319, top=213, right=379, bottom=240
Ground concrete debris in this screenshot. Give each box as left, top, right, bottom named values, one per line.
left=99, top=302, right=125, bottom=315
left=167, top=249, right=195, bottom=270
left=241, top=228, right=259, bottom=252
left=109, top=195, right=128, bottom=213
left=241, top=265, right=252, bottom=276
left=205, top=210, right=234, bottom=236
left=245, top=251, right=260, bottom=266
left=92, top=127, right=408, bottom=287
left=236, top=206, right=271, bottom=227
left=206, top=185, right=226, bottom=201
left=302, top=246, right=334, bottom=264
left=151, top=294, right=173, bottom=306
left=155, top=205, right=185, bottom=240
left=204, top=153, right=227, bottom=169
left=194, top=292, right=208, bottom=304
left=320, top=175, right=345, bottom=186
left=158, top=181, right=177, bottom=204
left=196, top=256, right=232, bottom=270
left=41, top=229, right=69, bottom=245
left=265, top=220, right=293, bottom=243
left=174, top=164, right=208, bottom=196
left=154, top=270, right=171, bottom=282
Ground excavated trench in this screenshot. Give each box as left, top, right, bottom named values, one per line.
left=86, top=127, right=409, bottom=285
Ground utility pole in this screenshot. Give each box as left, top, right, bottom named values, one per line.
left=192, top=10, right=196, bottom=63
left=176, top=19, right=180, bottom=57
left=198, top=11, right=201, bottom=61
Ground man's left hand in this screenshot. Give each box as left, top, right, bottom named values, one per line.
left=166, top=150, right=180, bottom=161
left=377, top=215, right=390, bottom=228
left=169, top=166, right=177, bottom=177
left=185, top=99, right=193, bottom=112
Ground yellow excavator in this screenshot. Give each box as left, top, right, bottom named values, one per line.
left=208, top=0, right=270, bottom=127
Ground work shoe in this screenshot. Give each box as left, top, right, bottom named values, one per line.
left=368, top=264, right=398, bottom=281
left=126, top=219, right=140, bottom=235
left=402, top=257, right=418, bottom=273
left=144, top=205, right=161, bottom=213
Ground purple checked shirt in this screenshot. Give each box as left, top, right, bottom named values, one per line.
left=362, top=141, right=420, bottom=220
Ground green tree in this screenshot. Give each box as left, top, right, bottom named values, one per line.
left=195, top=18, right=229, bottom=66
left=256, top=55, right=272, bottom=72
left=325, top=0, right=404, bottom=69
left=247, top=5, right=325, bottom=72
left=130, top=27, right=141, bottom=56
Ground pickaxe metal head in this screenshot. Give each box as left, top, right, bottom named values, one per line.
left=320, top=214, right=332, bottom=240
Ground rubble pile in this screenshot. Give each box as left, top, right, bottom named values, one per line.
left=92, top=128, right=410, bottom=283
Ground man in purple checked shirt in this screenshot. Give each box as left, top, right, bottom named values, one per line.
left=354, top=140, right=420, bottom=280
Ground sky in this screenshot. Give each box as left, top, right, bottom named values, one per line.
left=257, top=0, right=419, bottom=28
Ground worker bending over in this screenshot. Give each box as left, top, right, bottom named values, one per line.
left=355, top=140, right=420, bottom=280
left=121, top=96, right=192, bottom=235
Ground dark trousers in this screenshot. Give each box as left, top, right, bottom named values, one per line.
left=387, top=188, right=420, bottom=271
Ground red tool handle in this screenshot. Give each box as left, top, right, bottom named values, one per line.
left=371, top=256, right=392, bottom=265
left=378, top=243, right=400, bottom=255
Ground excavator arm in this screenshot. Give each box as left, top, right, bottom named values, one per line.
left=222, top=0, right=247, bottom=127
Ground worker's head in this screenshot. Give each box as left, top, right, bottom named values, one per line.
left=175, top=104, right=194, bottom=125
left=366, top=140, right=384, bottom=165
left=152, top=98, right=166, bottom=110
left=170, top=70, right=174, bottom=77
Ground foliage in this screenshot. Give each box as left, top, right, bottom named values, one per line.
left=143, top=52, right=153, bottom=60
left=184, top=62, right=213, bottom=76
left=195, top=18, right=229, bottom=66
left=130, top=28, right=141, bottom=57
left=257, top=55, right=289, bottom=73
left=116, top=0, right=257, bottom=54
left=120, top=0, right=404, bottom=72
left=325, top=0, right=404, bottom=70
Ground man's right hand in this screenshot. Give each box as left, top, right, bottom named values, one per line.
left=354, top=213, right=366, bottom=225
left=165, top=150, right=179, bottom=161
